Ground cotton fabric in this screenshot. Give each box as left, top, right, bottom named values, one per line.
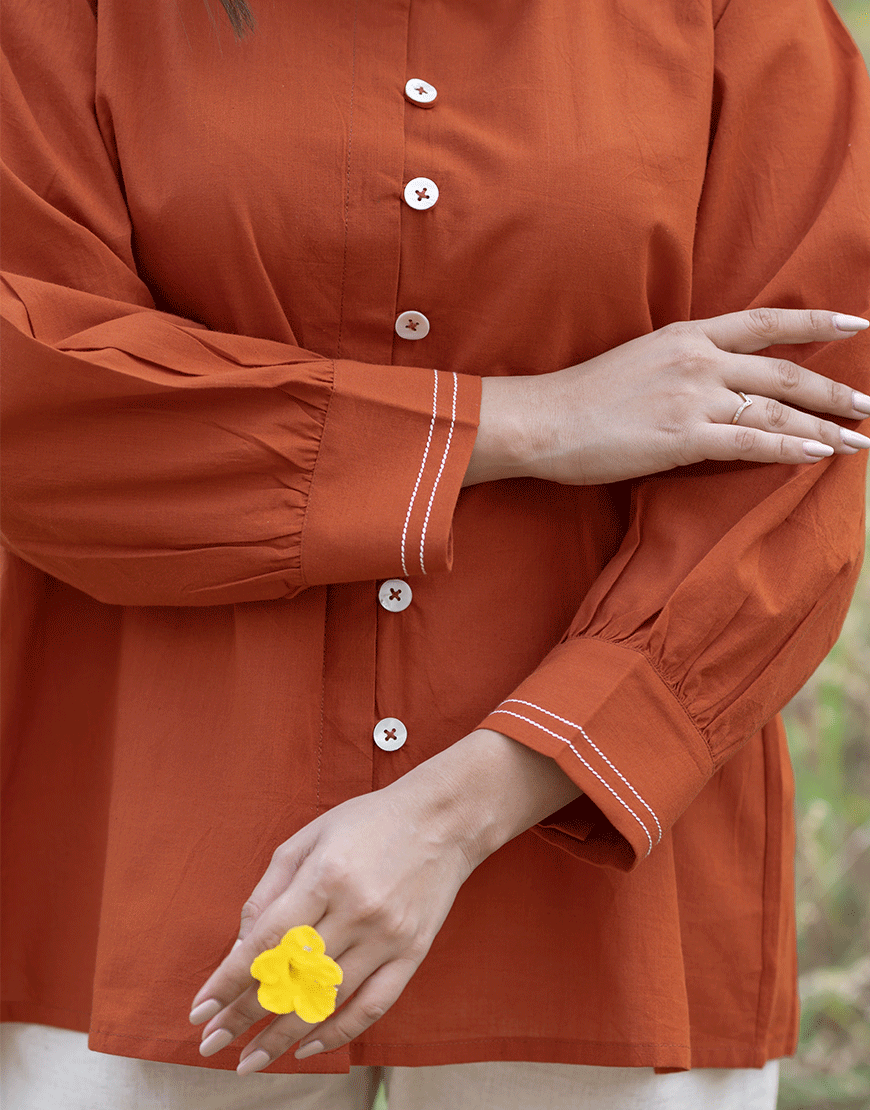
left=0, top=1026, right=781, bottom=1110
left=2, top=0, right=869, bottom=1077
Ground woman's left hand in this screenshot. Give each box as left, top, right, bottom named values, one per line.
left=188, top=760, right=481, bottom=1074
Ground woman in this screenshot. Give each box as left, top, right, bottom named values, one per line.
left=2, top=0, right=869, bottom=1107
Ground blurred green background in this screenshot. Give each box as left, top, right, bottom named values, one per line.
left=376, top=8, right=870, bottom=1109
left=837, top=0, right=869, bottom=59
left=782, top=552, right=870, bottom=1110
left=780, top=9, right=869, bottom=1110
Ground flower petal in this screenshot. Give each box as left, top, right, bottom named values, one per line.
left=250, top=926, right=343, bottom=1018
left=256, top=979, right=298, bottom=1015
left=250, top=947, right=290, bottom=985
left=287, top=925, right=326, bottom=957
left=293, top=978, right=341, bottom=1024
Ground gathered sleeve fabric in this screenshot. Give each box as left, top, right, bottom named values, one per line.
left=0, top=0, right=480, bottom=607
left=482, top=0, right=870, bottom=870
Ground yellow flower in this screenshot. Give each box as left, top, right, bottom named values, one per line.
left=250, top=925, right=343, bottom=1023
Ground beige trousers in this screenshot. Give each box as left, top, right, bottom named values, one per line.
left=0, top=1024, right=780, bottom=1110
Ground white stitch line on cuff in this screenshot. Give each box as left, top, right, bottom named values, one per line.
left=492, top=709, right=653, bottom=857
left=400, top=368, right=438, bottom=577
left=419, top=371, right=457, bottom=575
left=502, top=698, right=662, bottom=844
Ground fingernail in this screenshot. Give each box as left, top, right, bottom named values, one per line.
left=237, top=1049, right=272, bottom=1076
left=295, top=1040, right=325, bottom=1060
left=189, top=1000, right=222, bottom=1025
left=803, top=441, right=835, bottom=458
left=852, top=391, right=870, bottom=415
left=232, top=939, right=243, bottom=951
left=841, top=429, right=870, bottom=449
left=200, top=1029, right=234, bottom=1057
left=833, top=313, right=870, bottom=331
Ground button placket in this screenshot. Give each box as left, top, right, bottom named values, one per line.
left=376, top=70, right=435, bottom=761
left=397, top=81, right=438, bottom=340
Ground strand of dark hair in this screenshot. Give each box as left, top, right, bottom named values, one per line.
left=218, top=0, right=255, bottom=37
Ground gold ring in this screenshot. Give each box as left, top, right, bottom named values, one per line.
left=731, top=392, right=753, bottom=425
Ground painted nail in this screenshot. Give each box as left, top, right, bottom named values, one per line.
left=237, top=1049, right=272, bottom=1076
left=833, top=313, right=870, bottom=331
left=803, top=441, right=835, bottom=458
left=200, top=1029, right=234, bottom=1057
left=841, top=429, right=870, bottom=449
left=852, top=391, right=870, bottom=415
left=295, top=1040, right=325, bottom=1060
left=189, top=999, right=222, bottom=1025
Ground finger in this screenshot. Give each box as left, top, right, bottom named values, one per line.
left=190, top=832, right=317, bottom=1023
left=234, top=834, right=317, bottom=946
left=695, top=307, right=868, bottom=355
left=692, top=422, right=839, bottom=466
left=200, top=908, right=359, bottom=1060
left=200, top=953, right=339, bottom=1060
left=189, top=881, right=328, bottom=1025
left=198, top=983, right=270, bottom=1058
left=235, top=1014, right=313, bottom=1075
left=199, top=929, right=349, bottom=1053
left=294, top=958, right=418, bottom=1060
left=234, top=937, right=416, bottom=1072
left=233, top=941, right=390, bottom=1073
left=725, top=355, right=867, bottom=419
left=724, top=394, right=870, bottom=455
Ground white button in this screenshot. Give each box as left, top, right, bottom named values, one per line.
left=395, top=311, right=430, bottom=340
left=374, top=717, right=407, bottom=751
left=405, top=78, right=438, bottom=106
left=379, top=579, right=413, bottom=612
left=404, top=177, right=439, bottom=211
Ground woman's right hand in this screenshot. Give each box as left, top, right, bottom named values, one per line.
left=464, top=308, right=870, bottom=487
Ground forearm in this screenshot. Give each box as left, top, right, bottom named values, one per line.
left=393, top=728, right=583, bottom=871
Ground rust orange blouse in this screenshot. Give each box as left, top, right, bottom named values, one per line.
left=2, top=0, right=869, bottom=1076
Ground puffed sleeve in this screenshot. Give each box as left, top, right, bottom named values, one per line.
left=0, top=0, right=479, bottom=606
left=480, top=0, right=870, bottom=870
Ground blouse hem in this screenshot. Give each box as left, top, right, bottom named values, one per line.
left=1, top=1004, right=796, bottom=1074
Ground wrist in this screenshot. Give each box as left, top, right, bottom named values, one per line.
left=463, top=376, right=542, bottom=486
left=397, top=729, right=582, bottom=870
